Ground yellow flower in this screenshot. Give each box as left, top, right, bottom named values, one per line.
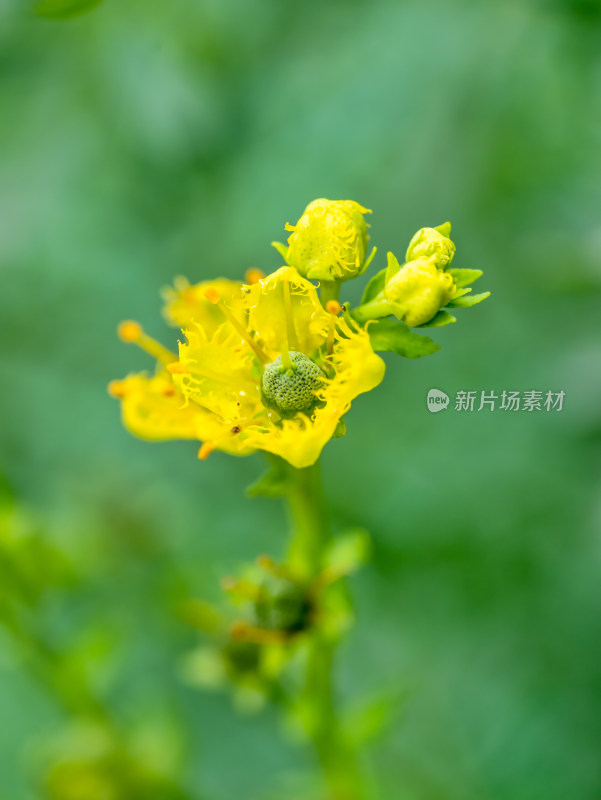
left=110, top=267, right=384, bottom=469
left=162, top=276, right=247, bottom=334
left=384, top=254, right=456, bottom=327
left=108, top=372, right=200, bottom=441
left=272, top=199, right=374, bottom=282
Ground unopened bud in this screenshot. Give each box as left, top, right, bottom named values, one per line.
left=384, top=256, right=456, bottom=327
left=276, top=198, right=372, bottom=282
left=405, top=222, right=455, bottom=269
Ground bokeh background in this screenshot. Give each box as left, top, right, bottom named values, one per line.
left=1, top=0, right=600, bottom=798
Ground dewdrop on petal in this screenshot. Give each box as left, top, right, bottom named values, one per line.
left=273, top=199, right=373, bottom=282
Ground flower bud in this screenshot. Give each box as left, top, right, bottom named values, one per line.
left=384, top=257, right=456, bottom=327
left=405, top=221, right=455, bottom=269
left=278, top=198, right=371, bottom=282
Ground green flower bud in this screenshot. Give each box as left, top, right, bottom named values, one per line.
left=405, top=221, right=455, bottom=269
left=384, top=255, right=456, bottom=327
left=254, top=577, right=311, bottom=633
left=274, top=198, right=372, bottom=282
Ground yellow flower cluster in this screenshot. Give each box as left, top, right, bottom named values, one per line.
left=110, top=265, right=385, bottom=469
left=110, top=201, right=488, bottom=466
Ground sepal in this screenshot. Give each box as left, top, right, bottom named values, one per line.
left=368, top=319, right=440, bottom=358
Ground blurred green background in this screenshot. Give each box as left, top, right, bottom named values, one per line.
left=1, top=0, right=600, bottom=797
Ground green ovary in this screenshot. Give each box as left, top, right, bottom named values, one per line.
left=262, top=351, right=326, bottom=417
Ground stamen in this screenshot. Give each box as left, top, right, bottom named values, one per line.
left=117, top=320, right=176, bottom=366
left=203, top=289, right=269, bottom=364
left=282, top=279, right=299, bottom=350
left=118, top=320, right=142, bottom=342
left=245, top=268, right=264, bottom=284
left=221, top=577, right=262, bottom=601
left=230, top=622, right=291, bottom=645
left=257, top=554, right=294, bottom=580
left=107, top=380, right=126, bottom=398
left=198, top=442, right=215, bottom=460
left=325, top=301, right=341, bottom=357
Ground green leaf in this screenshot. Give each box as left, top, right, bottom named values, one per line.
left=271, top=241, right=288, bottom=262
left=325, top=529, right=371, bottom=575
left=417, top=309, right=456, bottom=328
left=385, top=251, right=402, bottom=283
left=447, top=268, right=483, bottom=288
left=344, top=688, right=407, bottom=746
left=369, top=319, right=440, bottom=358
left=35, top=0, right=103, bottom=18
left=360, top=268, right=386, bottom=304
left=246, top=460, right=289, bottom=498
left=446, top=291, right=491, bottom=308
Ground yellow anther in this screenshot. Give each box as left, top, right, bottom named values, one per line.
left=245, top=268, right=265, bottom=285
left=198, top=442, right=215, bottom=460
left=325, top=300, right=342, bottom=315
left=117, top=320, right=176, bottom=366
left=118, top=320, right=143, bottom=343
left=107, top=380, right=126, bottom=398
left=203, top=288, right=220, bottom=304
left=167, top=361, right=188, bottom=374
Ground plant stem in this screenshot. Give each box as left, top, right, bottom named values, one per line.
left=351, top=296, right=388, bottom=324
left=282, top=459, right=367, bottom=800
left=320, top=280, right=342, bottom=308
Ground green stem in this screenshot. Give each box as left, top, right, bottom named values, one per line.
left=284, top=461, right=329, bottom=578
left=351, top=295, right=389, bottom=324
left=281, top=459, right=367, bottom=800
left=320, top=280, right=342, bottom=308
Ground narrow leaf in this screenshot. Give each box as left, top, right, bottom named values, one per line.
left=447, top=268, right=483, bottom=288
left=385, top=251, right=402, bottom=283
left=35, top=0, right=103, bottom=18
left=246, top=461, right=289, bottom=497
left=325, top=529, right=371, bottom=575
left=446, top=291, right=491, bottom=308
left=417, top=309, right=456, bottom=328
left=369, top=319, right=440, bottom=358
left=360, top=268, right=386, bottom=304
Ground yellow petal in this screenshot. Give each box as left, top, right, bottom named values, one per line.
left=247, top=266, right=329, bottom=357
left=109, top=372, right=201, bottom=441
left=162, top=277, right=246, bottom=335
left=172, top=321, right=263, bottom=421
left=239, top=319, right=385, bottom=469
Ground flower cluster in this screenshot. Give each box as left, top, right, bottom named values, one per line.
left=179, top=530, right=369, bottom=708
left=110, top=199, right=489, bottom=467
